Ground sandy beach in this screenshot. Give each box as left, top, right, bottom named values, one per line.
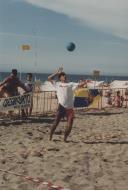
left=1, top=0, right=128, bottom=189
left=0, top=108, right=128, bottom=190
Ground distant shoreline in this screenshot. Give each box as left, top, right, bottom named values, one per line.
left=0, top=72, right=128, bottom=83
left=0, top=71, right=128, bottom=77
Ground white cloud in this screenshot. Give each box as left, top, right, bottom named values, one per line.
left=21, top=0, right=128, bottom=39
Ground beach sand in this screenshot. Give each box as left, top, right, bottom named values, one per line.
left=0, top=108, right=128, bottom=190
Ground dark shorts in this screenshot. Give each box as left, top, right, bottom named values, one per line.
left=2, top=85, right=18, bottom=96
left=54, top=104, right=74, bottom=125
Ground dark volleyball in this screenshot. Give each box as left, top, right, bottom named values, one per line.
left=66, top=42, right=76, bottom=52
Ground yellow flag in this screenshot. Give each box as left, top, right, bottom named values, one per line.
left=21, top=45, right=31, bottom=51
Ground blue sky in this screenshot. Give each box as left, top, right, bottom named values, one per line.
left=0, top=0, right=128, bottom=75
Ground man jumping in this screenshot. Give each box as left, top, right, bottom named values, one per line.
left=48, top=67, right=87, bottom=142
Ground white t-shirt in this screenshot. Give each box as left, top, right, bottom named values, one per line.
left=53, top=81, right=78, bottom=108
left=25, top=81, right=34, bottom=92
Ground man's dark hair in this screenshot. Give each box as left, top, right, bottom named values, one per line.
left=27, top=73, right=33, bottom=78
left=12, top=69, right=17, bottom=76
left=58, top=72, right=66, bottom=80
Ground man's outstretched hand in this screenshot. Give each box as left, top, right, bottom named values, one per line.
left=57, top=67, right=63, bottom=74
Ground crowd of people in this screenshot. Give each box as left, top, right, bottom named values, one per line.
left=105, top=90, right=126, bottom=107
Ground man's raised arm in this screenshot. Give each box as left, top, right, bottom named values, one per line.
left=48, top=67, right=63, bottom=84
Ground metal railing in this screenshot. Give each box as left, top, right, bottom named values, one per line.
left=0, top=88, right=128, bottom=119
left=32, top=91, right=58, bottom=116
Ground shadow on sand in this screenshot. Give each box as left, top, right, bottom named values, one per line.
left=67, top=140, right=128, bottom=145
left=76, top=111, right=123, bottom=116
left=0, top=117, right=54, bottom=127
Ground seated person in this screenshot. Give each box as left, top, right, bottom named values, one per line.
left=113, top=90, right=124, bottom=107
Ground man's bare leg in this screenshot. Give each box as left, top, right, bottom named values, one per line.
left=50, top=116, right=61, bottom=141
left=64, top=118, right=73, bottom=142
left=28, top=97, right=33, bottom=116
